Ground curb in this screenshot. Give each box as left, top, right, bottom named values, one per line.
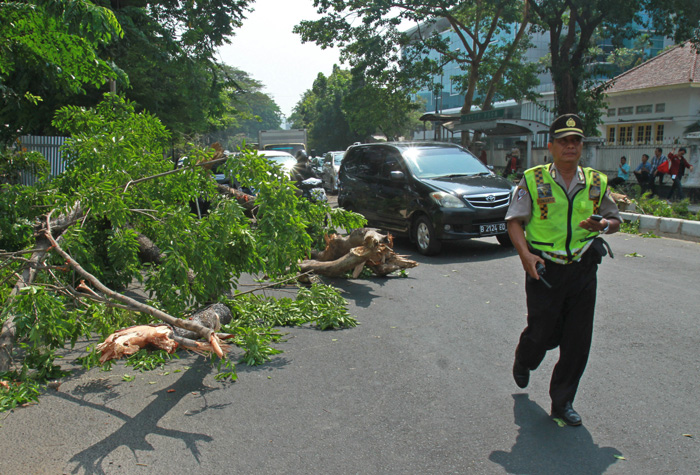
left=620, top=212, right=700, bottom=240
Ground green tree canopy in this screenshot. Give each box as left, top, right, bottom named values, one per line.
left=0, top=0, right=123, bottom=144
left=295, top=0, right=537, bottom=146
left=0, top=0, right=257, bottom=144
left=206, top=66, right=283, bottom=150
left=290, top=66, right=361, bottom=152
left=528, top=0, right=700, bottom=127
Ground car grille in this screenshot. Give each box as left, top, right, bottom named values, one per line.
left=463, top=192, right=511, bottom=209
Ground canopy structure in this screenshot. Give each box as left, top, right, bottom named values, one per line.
left=419, top=112, right=550, bottom=168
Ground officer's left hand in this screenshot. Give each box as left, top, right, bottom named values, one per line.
left=579, top=217, right=607, bottom=233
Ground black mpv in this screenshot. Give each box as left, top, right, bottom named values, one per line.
left=338, top=142, right=514, bottom=255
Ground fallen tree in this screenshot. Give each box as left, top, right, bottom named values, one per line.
left=0, top=95, right=371, bottom=400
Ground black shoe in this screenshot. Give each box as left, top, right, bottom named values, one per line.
left=551, top=401, right=582, bottom=426
left=512, top=357, right=530, bottom=389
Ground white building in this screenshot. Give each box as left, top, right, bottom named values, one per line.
left=600, top=43, right=700, bottom=145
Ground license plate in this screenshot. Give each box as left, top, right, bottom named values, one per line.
left=480, top=222, right=506, bottom=236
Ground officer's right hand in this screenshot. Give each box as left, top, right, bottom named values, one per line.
left=521, top=252, right=545, bottom=280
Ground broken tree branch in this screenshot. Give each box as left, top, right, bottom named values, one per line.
left=42, top=211, right=229, bottom=359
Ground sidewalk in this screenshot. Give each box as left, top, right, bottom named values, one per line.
left=619, top=202, right=700, bottom=241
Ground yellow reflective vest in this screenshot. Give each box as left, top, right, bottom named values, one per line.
left=523, top=164, right=607, bottom=264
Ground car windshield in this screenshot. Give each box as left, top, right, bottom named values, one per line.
left=402, top=146, right=490, bottom=179
left=333, top=153, right=343, bottom=165
left=263, top=153, right=296, bottom=170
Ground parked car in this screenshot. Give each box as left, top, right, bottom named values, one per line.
left=337, top=142, right=514, bottom=255
left=310, top=156, right=324, bottom=176
left=321, top=151, right=345, bottom=193
left=260, top=150, right=297, bottom=174
left=212, top=150, right=295, bottom=192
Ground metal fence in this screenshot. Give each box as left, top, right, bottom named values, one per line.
left=592, top=142, right=686, bottom=174
left=15, top=135, right=68, bottom=185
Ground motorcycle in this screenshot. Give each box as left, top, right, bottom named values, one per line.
left=298, top=177, right=328, bottom=203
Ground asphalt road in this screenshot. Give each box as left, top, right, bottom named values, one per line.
left=1, top=232, right=699, bottom=474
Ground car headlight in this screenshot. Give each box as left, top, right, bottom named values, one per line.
left=429, top=192, right=466, bottom=208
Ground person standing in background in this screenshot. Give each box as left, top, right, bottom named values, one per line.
left=666, top=148, right=694, bottom=200
left=649, top=148, right=667, bottom=195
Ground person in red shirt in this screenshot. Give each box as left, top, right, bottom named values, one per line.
left=666, top=148, right=694, bottom=200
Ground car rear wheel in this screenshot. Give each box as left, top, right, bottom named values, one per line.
left=413, top=216, right=441, bottom=255
left=496, top=232, right=513, bottom=247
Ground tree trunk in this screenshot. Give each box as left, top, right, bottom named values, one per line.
left=301, top=228, right=418, bottom=278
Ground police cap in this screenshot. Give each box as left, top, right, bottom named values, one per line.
left=550, top=114, right=584, bottom=140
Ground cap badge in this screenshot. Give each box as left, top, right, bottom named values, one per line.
left=566, top=118, right=576, bottom=127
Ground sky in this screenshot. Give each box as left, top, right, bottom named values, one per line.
left=217, top=0, right=343, bottom=119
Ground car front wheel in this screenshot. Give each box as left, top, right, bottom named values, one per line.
left=496, top=232, right=513, bottom=248
left=413, top=216, right=441, bottom=255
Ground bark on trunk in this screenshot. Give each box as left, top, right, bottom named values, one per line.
left=97, top=303, right=234, bottom=363
left=301, top=228, right=418, bottom=278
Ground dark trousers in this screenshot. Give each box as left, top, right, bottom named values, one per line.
left=515, top=251, right=599, bottom=407
left=649, top=172, right=665, bottom=195
left=609, top=177, right=626, bottom=188
left=667, top=175, right=685, bottom=200
left=635, top=171, right=650, bottom=192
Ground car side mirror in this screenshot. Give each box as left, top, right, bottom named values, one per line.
left=390, top=170, right=405, bottom=181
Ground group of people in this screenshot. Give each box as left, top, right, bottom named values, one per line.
left=610, top=147, right=694, bottom=200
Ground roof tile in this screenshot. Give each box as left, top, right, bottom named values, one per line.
left=606, top=43, right=700, bottom=94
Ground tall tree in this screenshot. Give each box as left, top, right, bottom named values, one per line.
left=205, top=66, right=283, bottom=149
left=295, top=0, right=536, bottom=146
left=97, top=0, right=255, bottom=140
left=0, top=0, right=123, bottom=143
left=343, top=71, right=424, bottom=141
left=528, top=0, right=700, bottom=124
left=290, top=66, right=362, bottom=152
left=1, top=0, right=256, bottom=143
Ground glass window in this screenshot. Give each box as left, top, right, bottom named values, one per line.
left=357, top=147, right=384, bottom=177
left=618, top=107, right=633, bottom=116
left=607, top=127, right=616, bottom=144
left=636, top=105, right=653, bottom=114
left=637, top=124, right=652, bottom=144
left=619, top=126, right=633, bottom=144
left=402, top=146, right=487, bottom=179
left=655, top=124, right=665, bottom=143
left=607, top=108, right=616, bottom=117
left=380, top=150, right=404, bottom=178
left=655, top=103, right=665, bottom=113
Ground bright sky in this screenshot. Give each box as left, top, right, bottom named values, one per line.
left=217, top=0, right=343, bottom=119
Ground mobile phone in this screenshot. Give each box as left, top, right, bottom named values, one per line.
left=535, top=262, right=552, bottom=289
left=590, top=214, right=603, bottom=222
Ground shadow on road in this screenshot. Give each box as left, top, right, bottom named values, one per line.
left=57, top=358, right=224, bottom=474
left=390, top=235, right=518, bottom=265
left=489, top=394, right=621, bottom=474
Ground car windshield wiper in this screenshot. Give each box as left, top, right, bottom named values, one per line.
left=441, top=172, right=489, bottom=178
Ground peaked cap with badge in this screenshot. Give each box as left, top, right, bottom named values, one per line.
left=549, top=114, right=584, bottom=140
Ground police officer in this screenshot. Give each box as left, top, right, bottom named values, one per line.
left=505, top=114, right=621, bottom=426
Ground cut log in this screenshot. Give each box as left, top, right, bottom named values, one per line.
left=97, top=325, right=178, bottom=363
left=97, top=303, right=233, bottom=363
left=300, top=228, right=418, bottom=278
left=216, top=183, right=257, bottom=215
left=173, top=303, right=233, bottom=340
left=314, top=228, right=390, bottom=262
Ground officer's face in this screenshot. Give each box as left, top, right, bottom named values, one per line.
left=548, top=135, right=582, bottom=165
